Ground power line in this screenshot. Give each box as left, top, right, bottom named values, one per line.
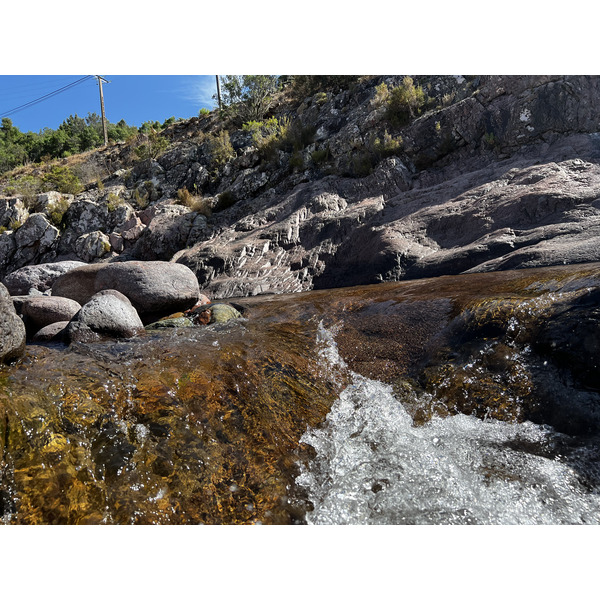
left=0, top=75, right=95, bottom=119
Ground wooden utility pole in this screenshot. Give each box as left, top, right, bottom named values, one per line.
left=95, top=75, right=109, bottom=146
left=216, top=75, right=222, bottom=110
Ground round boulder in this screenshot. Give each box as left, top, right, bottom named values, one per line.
left=32, top=321, right=70, bottom=343
left=0, top=283, right=26, bottom=363
left=19, top=296, right=82, bottom=336
left=52, top=260, right=200, bottom=322
left=65, top=289, right=145, bottom=343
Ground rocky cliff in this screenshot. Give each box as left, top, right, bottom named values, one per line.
left=2, top=75, right=600, bottom=298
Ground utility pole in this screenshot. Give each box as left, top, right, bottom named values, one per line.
left=215, top=75, right=222, bottom=110
left=95, top=75, right=109, bottom=146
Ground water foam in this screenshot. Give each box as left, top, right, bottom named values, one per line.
left=296, top=325, right=600, bottom=524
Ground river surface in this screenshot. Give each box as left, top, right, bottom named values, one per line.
left=2, top=263, right=600, bottom=524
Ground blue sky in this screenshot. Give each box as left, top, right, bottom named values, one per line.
left=0, top=75, right=218, bottom=133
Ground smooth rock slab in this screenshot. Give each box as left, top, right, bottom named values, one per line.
left=0, top=283, right=26, bottom=363
left=52, top=260, right=201, bottom=321
left=2, top=260, right=87, bottom=295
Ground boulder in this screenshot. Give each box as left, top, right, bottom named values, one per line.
left=0, top=283, right=26, bottom=363
left=19, top=296, right=82, bottom=336
left=2, top=260, right=86, bottom=295
left=52, top=260, right=201, bottom=321
left=65, top=289, right=145, bottom=343
left=32, top=321, right=70, bottom=343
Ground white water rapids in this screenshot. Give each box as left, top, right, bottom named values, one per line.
left=295, top=325, right=600, bottom=524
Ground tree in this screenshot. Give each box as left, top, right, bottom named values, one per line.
left=218, top=75, right=280, bottom=122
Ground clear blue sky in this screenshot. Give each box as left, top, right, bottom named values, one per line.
left=0, top=75, right=218, bottom=133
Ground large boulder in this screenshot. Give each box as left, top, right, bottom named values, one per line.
left=65, top=289, right=145, bottom=343
left=52, top=260, right=200, bottom=322
left=2, top=260, right=86, bottom=295
left=19, top=296, right=82, bottom=337
left=0, top=283, right=26, bottom=363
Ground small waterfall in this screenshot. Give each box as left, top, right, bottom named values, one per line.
left=296, top=325, right=600, bottom=525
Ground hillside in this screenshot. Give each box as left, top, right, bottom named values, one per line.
left=2, top=75, right=600, bottom=298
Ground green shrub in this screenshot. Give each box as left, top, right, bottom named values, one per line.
left=134, top=129, right=169, bottom=161
left=42, top=166, right=83, bottom=195
left=314, top=91, right=328, bottom=105
left=372, top=131, right=403, bottom=157
left=207, top=130, right=235, bottom=167
left=3, top=174, right=43, bottom=204
left=243, top=116, right=291, bottom=163
left=132, top=187, right=150, bottom=209
left=47, top=197, right=71, bottom=227
left=106, top=192, right=123, bottom=212
left=385, top=77, right=427, bottom=128
left=199, top=108, right=211, bottom=116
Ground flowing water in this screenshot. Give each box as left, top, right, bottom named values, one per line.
left=2, top=263, right=600, bottom=524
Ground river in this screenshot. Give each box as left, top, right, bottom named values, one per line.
left=2, top=263, right=600, bottom=524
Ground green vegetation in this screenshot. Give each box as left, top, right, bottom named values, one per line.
left=207, top=130, right=235, bottom=167
left=133, top=129, right=170, bottom=161
left=106, top=192, right=124, bottom=212
left=47, top=197, right=71, bottom=227
left=218, top=76, right=281, bottom=122
left=199, top=108, right=211, bottom=117
left=42, top=166, right=83, bottom=195
left=350, top=131, right=403, bottom=178
left=384, top=77, right=427, bottom=127
left=0, top=114, right=140, bottom=176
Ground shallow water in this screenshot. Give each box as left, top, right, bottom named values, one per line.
left=2, top=262, right=600, bottom=524
left=295, top=327, right=600, bottom=525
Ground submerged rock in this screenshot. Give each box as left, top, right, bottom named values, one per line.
left=145, top=316, right=194, bottom=330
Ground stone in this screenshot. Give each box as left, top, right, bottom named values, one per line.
left=65, top=289, right=144, bottom=343
left=145, top=317, right=195, bottom=330
left=0, top=282, right=26, bottom=363
left=2, top=260, right=86, bottom=295
left=75, top=230, right=112, bottom=262
left=52, top=261, right=200, bottom=322
left=32, top=321, right=70, bottom=343
left=19, top=296, right=82, bottom=335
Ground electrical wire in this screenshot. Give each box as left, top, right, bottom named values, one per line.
left=0, top=75, right=95, bottom=119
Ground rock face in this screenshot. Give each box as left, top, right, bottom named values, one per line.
left=0, top=282, right=26, bottom=362
left=4, top=76, right=600, bottom=298
left=52, top=260, right=200, bottom=321
left=2, top=261, right=86, bottom=295
left=65, top=289, right=145, bottom=343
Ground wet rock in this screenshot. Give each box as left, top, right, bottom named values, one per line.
left=32, top=321, right=70, bottom=343
left=145, top=316, right=194, bottom=330
left=0, top=282, right=25, bottom=363
left=19, top=296, right=82, bottom=336
left=2, top=260, right=86, bottom=295
left=52, top=260, right=200, bottom=322
left=65, top=289, right=144, bottom=343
